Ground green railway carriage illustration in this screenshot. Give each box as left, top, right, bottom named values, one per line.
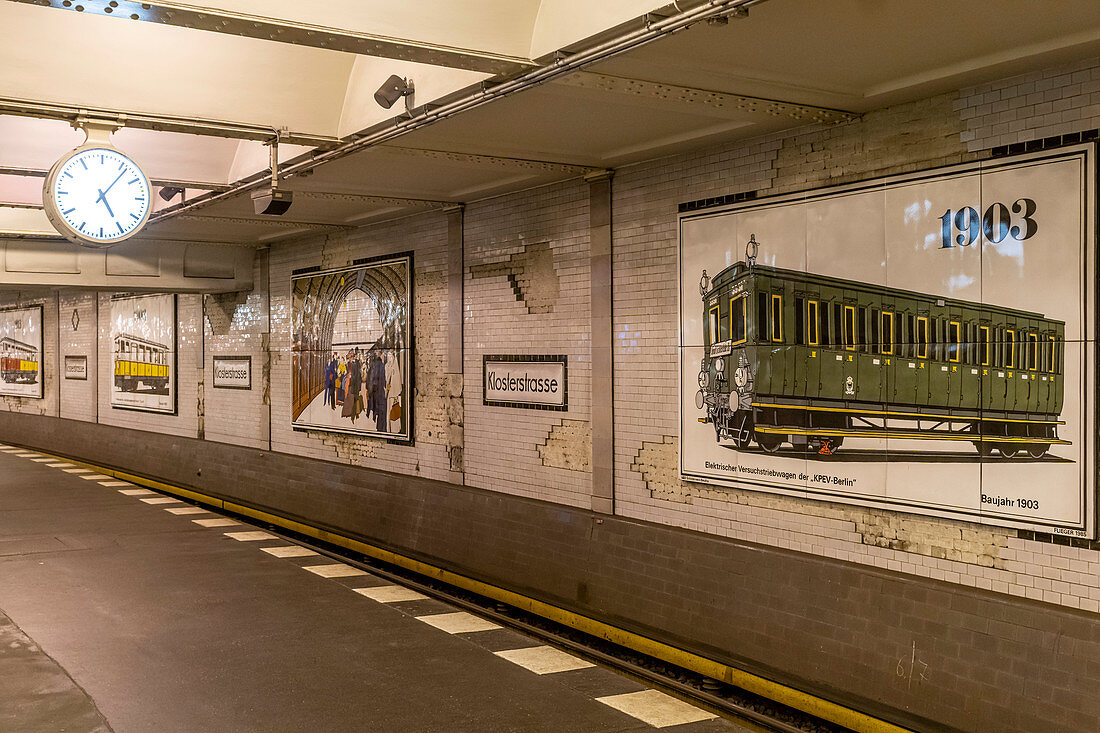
left=696, top=240, right=1068, bottom=459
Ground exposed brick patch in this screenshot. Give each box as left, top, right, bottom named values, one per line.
left=630, top=436, right=689, bottom=503
left=537, top=419, right=591, bottom=472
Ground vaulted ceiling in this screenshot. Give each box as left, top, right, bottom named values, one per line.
left=2, top=0, right=1100, bottom=245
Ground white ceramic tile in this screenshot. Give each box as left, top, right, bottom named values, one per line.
left=192, top=518, right=239, bottom=528
left=303, top=564, right=368, bottom=578
left=79, top=473, right=113, bottom=480
left=224, top=531, right=276, bottom=541
left=118, top=489, right=155, bottom=496
left=354, top=585, right=428, bottom=603
left=99, top=481, right=133, bottom=487
left=165, top=507, right=208, bottom=515
left=416, top=612, right=500, bottom=634
left=260, top=545, right=319, bottom=558
left=140, top=497, right=180, bottom=504
left=595, top=690, right=716, bottom=728
left=494, top=646, right=595, bottom=675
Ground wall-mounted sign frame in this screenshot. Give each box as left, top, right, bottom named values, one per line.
left=483, top=354, right=568, bottom=410
left=64, top=355, right=88, bottom=381
left=678, top=143, right=1096, bottom=538
left=212, top=355, right=251, bottom=390
left=291, top=252, right=413, bottom=443
left=109, top=293, right=177, bottom=414
left=0, top=304, right=44, bottom=399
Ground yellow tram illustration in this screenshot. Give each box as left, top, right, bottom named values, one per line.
left=114, top=333, right=170, bottom=395
left=0, top=337, right=39, bottom=384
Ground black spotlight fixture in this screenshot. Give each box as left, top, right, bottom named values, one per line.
left=158, top=186, right=184, bottom=201
left=374, top=75, right=414, bottom=110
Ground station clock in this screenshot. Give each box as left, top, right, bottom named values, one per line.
left=43, top=128, right=151, bottom=248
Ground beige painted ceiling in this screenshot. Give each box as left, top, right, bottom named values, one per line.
left=2, top=0, right=1100, bottom=245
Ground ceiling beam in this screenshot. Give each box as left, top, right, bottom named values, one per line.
left=7, top=0, right=536, bottom=76
left=0, top=165, right=232, bottom=192
left=157, top=214, right=354, bottom=232
left=0, top=96, right=339, bottom=149
left=295, top=191, right=456, bottom=209
left=556, top=72, right=856, bottom=123
left=380, top=146, right=605, bottom=176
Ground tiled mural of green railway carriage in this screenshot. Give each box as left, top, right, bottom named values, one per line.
left=696, top=261, right=1067, bottom=459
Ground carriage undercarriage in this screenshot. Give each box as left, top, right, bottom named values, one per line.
left=703, top=402, right=1065, bottom=458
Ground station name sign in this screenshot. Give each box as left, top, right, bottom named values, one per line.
left=212, top=355, right=251, bottom=390
left=63, top=355, right=87, bottom=381
left=483, top=355, right=567, bottom=410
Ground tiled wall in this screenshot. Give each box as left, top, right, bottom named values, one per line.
left=1, top=55, right=1099, bottom=618
left=463, top=180, right=594, bottom=507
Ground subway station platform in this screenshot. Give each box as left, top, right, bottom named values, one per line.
left=0, top=446, right=745, bottom=733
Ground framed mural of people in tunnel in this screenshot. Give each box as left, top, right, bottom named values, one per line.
left=291, top=253, right=412, bottom=443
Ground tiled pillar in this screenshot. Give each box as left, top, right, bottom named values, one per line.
left=446, top=205, right=465, bottom=483
left=588, top=171, right=614, bottom=514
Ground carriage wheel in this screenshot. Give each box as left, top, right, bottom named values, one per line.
left=973, top=441, right=993, bottom=457
left=1027, top=444, right=1050, bottom=459
left=756, top=432, right=784, bottom=453
left=998, top=444, right=1019, bottom=458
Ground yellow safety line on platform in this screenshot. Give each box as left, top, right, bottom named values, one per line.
left=751, top=402, right=1065, bottom=425
left=36, top=449, right=911, bottom=733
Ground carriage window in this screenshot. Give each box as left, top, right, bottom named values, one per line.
left=1005, top=329, right=1016, bottom=368
left=858, top=306, right=867, bottom=349
left=807, top=300, right=820, bottom=346
left=833, top=303, right=843, bottom=347
left=757, top=293, right=768, bottom=342
left=979, top=326, right=990, bottom=366
left=843, top=306, right=856, bottom=351
left=916, top=317, right=928, bottom=358
left=1027, top=333, right=1038, bottom=371
left=1048, top=335, right=1057, bottom=373
left=881, top=311, right=894, bottom=354
left=795, top=297, right=805, bottom=345
left=770, top=294, right=783, bottom=342
left=870, top=308, right=880, bottom=353
left=730, top=295, right=747, bottom=345
left=963, top=323, right=972, bottom=365
left=820, top=301, right=830, bottom=346
left=708, top=306, right=720, bottom=345
left=947, top=321, right=960, bottom=362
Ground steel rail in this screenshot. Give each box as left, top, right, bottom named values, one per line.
left=149, top=0, right=770, bottom=225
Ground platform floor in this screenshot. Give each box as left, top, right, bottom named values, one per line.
left=0, top=447, right=748, bottom=732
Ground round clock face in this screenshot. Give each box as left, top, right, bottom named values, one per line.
left=44, top=146, right=151, bottom=246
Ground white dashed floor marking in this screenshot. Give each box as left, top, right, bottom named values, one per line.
left=119, top=489, right=155, bottom=496
left=46, top=463, right=74, bottom=468
left=261, top=545, right=319, bottom=558
left=141, top=497, right=181, bottom=505
left=224, top=531, right=276, bottom=542
left=165, top=507, right=208, bottom=515
left=595, top=690, right=717, bottom=728
left=31, top=458, right=56, bottom=462
left=62, top=468, right=92, bottom=474
left=354, top=585, right=428, bottom=603
left=494, top=646, right=595, bottom=675
left=80, top=473, right=113, bottom=480
left=13, top=452, right=41, bottom=457
left=417, top=612, right=500, bottom=634
left=192, top=518, right=240, bottom=528
left=303, top=564, right=369, bottom=579
left=99, top=481, right=133, bottom=487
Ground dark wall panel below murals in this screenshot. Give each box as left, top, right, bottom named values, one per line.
left=2, top=411, right=1097, bottom=733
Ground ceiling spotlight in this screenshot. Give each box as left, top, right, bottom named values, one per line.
left=158, top=186, right=184, bottom=201
left=374, top=75, right=414, bottom=110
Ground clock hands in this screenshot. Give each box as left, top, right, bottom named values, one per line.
left=96, top=189, right=116, bottom=219
left=95, top=168, right=127, bottom=220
